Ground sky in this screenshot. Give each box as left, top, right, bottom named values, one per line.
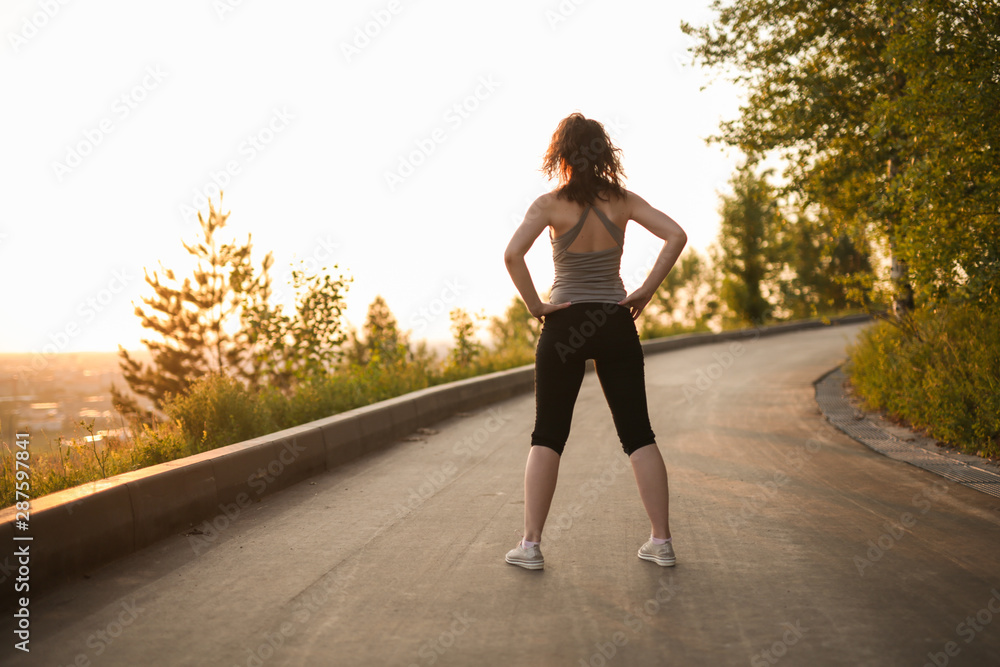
left=0, top=0, right=744, bottom=356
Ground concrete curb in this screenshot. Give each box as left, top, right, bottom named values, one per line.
left=815, top=366, right=1000, bottom=499
left=0, top=313, right=871, bottom=600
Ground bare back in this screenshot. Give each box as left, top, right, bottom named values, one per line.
left=546, top=192, right=631, bottom=253
left=541, top=190, right=632, bottom=305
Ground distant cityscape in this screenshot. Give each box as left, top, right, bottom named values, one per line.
left=0, top=351, right=152, bottom=454
left=0, top=341, right=460, bottom=454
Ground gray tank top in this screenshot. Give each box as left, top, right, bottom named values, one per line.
left=548, top=205, right=627, bottom=304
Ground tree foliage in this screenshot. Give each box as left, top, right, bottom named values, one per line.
left=114, top=199, right=272, bottom=413
left=641, top=249, right=720, bottom=336
left=447, top=308, right=485, bottom=372
left=115, top=197, right=351, bottom=413
left=682, top=0, right=900, bottom=311
left=881, top=0, right=1000, bottom=304
left=344, top=294, right=410, bottom=366
left=717, top=165, right=789, bottom=325
left=487, top=297, right=541, bottom=354
left=240, top=262, right=351, bottom=391
left=781, top=207, right=874, bottom=318
left=682, top=0, right=1000, bottom=310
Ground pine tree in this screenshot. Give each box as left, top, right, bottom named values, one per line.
left=447, top=308, right=484, bottom=372
left=363, top=295, right=408, bottom=364
left=342, top=296, right=409, bottom=367
left=113, top=197, right=272, bottom=414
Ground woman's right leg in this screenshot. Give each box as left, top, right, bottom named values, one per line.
left=591, top=305, right=670, bottom=540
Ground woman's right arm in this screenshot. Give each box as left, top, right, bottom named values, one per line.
left=504, top=195, right=571, bottom=321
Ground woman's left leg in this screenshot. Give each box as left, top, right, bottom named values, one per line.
left=523, top=445, right=561, bottom=542
left=521, top=306, right=587, bottom=544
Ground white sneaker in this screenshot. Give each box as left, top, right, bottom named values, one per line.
left=505, top=541, right=544, bottom=570
left=638, top=539, right=676, bottom=567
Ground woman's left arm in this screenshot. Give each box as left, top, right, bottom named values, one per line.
left=503, top=195, right=571, bottom=321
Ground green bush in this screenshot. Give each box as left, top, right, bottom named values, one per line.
left=163, top=373, right=278, bottom=453
left=846, top=301, right=1000, bottom=457
left=130, top=421, right=189, bottom=466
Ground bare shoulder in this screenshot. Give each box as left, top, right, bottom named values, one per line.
left=523, top=192, right=558, bottom=228
left=622, top=189, right=687, bottom=242
left=623, top=189, right=653, bottom=219
left=532, top=191, right=558, bottom=211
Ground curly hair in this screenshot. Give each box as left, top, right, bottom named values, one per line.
left=541, top=112, right=626, bottom=206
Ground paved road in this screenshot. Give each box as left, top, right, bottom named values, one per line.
left=5, top=323, right=1000, bottom=666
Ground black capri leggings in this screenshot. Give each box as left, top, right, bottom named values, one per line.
left=530, top=302, right=656, bottom=456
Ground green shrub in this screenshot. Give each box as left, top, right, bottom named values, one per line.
left=163, top=373, right=278, bottom=453
left=131, top=421, right=189, bottom=466
left=846, top=301, right=1000, bottom=457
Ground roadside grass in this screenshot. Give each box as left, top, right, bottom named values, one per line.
left=0, top=350, right=526, bottom=509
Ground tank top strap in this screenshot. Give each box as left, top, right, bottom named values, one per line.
left=552, top=205, right=592, bottom=253
left=591, top=206, right=625, bottom=247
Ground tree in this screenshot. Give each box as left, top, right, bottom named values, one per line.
left=481, top=297, right=542, bottom=368
left=782, top=206, right=873, bottom=317
left=113, top=198, right=272, bottom=413
left=683, top=0, right=913, bottom=316
left=642, top=248, right=720, bottom=336
left=717, top=165, right=788, bottom=326
left=447, top=308, right=485, bottom=372
left=487, top=297, right=541, bottom=355
left=880, top=0, right=1000, bottom=305
left=115, top=197, right=352, bottom=413
left=240, top=262, right=352, bottom=391
left=344, top=295, right=409, bottom=366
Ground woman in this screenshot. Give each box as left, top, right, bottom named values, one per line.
left=503, top=112, right=687, bottom=570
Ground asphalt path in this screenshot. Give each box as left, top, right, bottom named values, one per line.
left=4, top=322, right=1000, bottom=666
